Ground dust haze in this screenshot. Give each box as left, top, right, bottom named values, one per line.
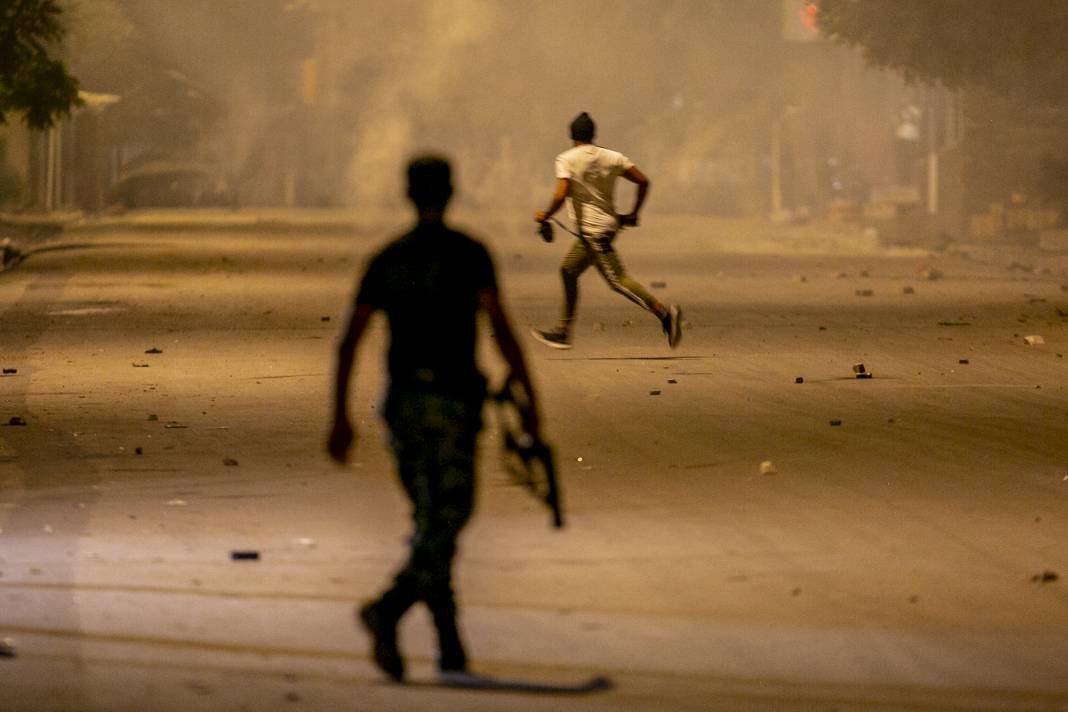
left=62, top=0, right=909, bottom=218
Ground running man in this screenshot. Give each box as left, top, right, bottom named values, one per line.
left=328, top=155, right=541, bottom=682
left=532, top=112, right=681, bottom=349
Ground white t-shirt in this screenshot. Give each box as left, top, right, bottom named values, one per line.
left=554, top=144, right=634, bottom=234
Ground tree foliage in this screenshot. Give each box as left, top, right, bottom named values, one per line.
left=816, top=0, right=1068, bottom=104
left=0, top=0, right=81, bottom=128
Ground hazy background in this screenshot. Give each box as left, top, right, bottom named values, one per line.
left=37, top=1, right=913, bottom=218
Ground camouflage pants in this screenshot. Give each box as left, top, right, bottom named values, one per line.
left=376, top=388, right=481, bottom=664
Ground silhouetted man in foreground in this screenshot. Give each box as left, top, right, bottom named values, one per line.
left=329, top=155, right=540, bottom=682
left=533, top=112, right=681, bottom=349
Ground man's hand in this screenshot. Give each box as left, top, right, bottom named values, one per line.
left=328, top=418, right=356, bottom=463
left=618, top=212, right=639, bottom=228
left=534, top=210, right=549, bottom=223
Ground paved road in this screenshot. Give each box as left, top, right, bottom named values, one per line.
left=1, top=216, right=1066, bottom=711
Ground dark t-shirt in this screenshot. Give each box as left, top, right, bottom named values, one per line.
left=356, top=221, right=497, bottom=396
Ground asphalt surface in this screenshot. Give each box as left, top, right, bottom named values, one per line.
left=1, top=213, right=1067, bottom=711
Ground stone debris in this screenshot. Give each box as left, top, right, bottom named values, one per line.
left=1024, top=335, right=1045, bottom=346
left=144, top=348, right=163, bottom=354
left=829, top=419, right=842, bottom=427
left=854, top=289, right=873, bottom=297
left=1031, top=570, right=1058, bottom=584
left=917, top=266, right=943, bottom=280
left=135, top=447, right=143, bottom=455
left=294, top=537, right=316, bottom=548
left=166, top=499, right=188, bottom=507
left=1, top=368, right=16, bottom=375
left=759, top=460, right=777, bottom=475
left=0, top=637, right=15, bottom=658
left=147, top=414, right=158, bottom=421
left=649, top=390, right=661, bottom=396
left=903, top=286, right=915, bottom=295
left=6, top=416, right=26, bottom=426
left=795, top=376, right=804, bottom=384
left=938, top=321, right=971, bottom=327
left=231, top=550, right=260, bottom=561
left=959, top=359, right=970, bottom=365
left=853, top=363, right=872, bottom=379
left=2, top=238, right=23, bottom=270
left=163, top=421, right=187, bottom=429
left=321, top=316, right=331, bottom=322
left=223, top=458, right=239, bottom=466
left=667, top=379, right=677, bottom=384
left=132, top=362, right=150, bottom=368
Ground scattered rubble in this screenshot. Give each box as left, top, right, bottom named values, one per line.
left=1, top=368, right=16, bottom=375
left=795, top=376, right=804, bottom=384
left=0, top=637, right=15, bottom=658
left=829, top=419, right=842, bottom=426
left=223, top=458, right=239, bottom=466
left=854, top=289, right=873, bottom=297
left=903, top=286, right=915, bottom=295
left=649, top=390, right=661, bottom=396
left=958, top=359, right=969, bottom=365
left=5, top=417, right=26, bottom=426
left=1024, top=335, right=1045, bottom=346
left=144, top=348, right=163, bottom=354
left=759, top=461, right=777, bottom=475
left=937, top=321, right=971, bottom=327
left=163, top=421, right=187, bottom=429
left=667, top=379, right=677, bottom=384
left=132, top=362, right=150, bottom=368
left=166, top=499, right=188, bottom=507
left=917, top=266, right=943, bottom=280
left=852, top=363, right=872, bottom=379
left=321, top=316, right=331, bottom=322
left=231, top=550, right=260, bottom=561
left=135, top=447, right=143, bottom=455
left=1031, top=570, right=1058, bottom=584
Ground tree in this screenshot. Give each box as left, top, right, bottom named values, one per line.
left=816, top=0, right=1068, bottom=105
left=0, top=0, right=82, bottom=129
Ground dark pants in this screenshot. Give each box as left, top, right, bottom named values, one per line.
left=375, top=388, right=481, bottom=669
left=557, top=231, right=660, bottom=332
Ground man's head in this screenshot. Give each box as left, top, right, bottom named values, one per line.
left=569, top=112, right=595, bottom=143
left=406, top=154, right=453, bottom=211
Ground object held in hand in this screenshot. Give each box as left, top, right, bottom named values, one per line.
left=538, top=221, right=554, bottom=243
left=491, top=376, right=563, bottom=528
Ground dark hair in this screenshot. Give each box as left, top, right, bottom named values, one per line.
left=407, top=154, right=453, bottom=209
left=569, top=112, right=595, bottom=142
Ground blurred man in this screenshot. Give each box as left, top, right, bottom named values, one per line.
left=329, top=155, right=540, bottom=682
left=532, top=112, right=681, bottom=349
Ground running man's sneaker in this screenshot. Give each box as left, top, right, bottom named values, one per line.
left=358, top=602, right=405, bottom=682
left=662, top=305, right=682, bottom=349
left=531, top=328, right=572, bottom=350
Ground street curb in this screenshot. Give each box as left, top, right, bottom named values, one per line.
left=1, top=212, right=364, bottom=236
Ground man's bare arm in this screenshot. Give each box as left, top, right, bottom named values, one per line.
left=479, top=288, right=540, bottom=435
left=619, top=165, right=650, bottom=226
left=328, top=301, right=375, bottom=463
left=534, top=178, right=570, bottom=224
